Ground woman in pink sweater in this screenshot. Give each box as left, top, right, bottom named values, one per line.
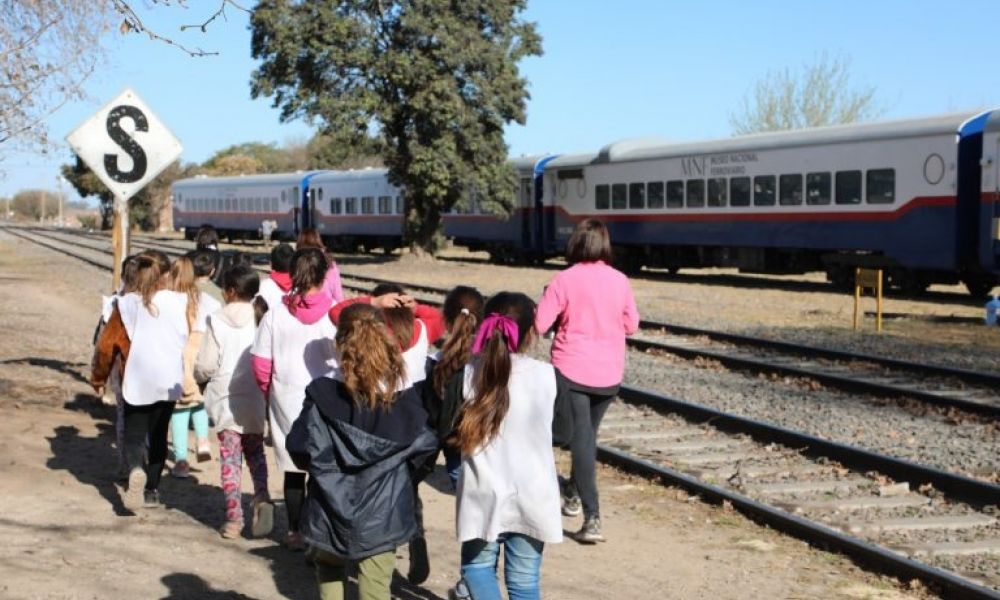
left=535, top=219, right=639, bottom=544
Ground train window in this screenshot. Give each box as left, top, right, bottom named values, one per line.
left=730, top=177, right=751, bottom=206
left=361, top=196, right=374, bottom=214
left=345, top=197, right=357, bottom=214
left=330, top=198, right=341, bottom=214
left=395, top=195, right=404, bottom=214
left=595, top=184, right=610, bottom=210
left=835, top=171, right=862, bottom=204
left=686, top=179, right=705, bottom=208
left=779, top=174, right=803, bottom=206
left=708, top=178, right=728, bottom=207
left=280, top=190, right=286, bottom=205
left=806, top=172, right=831, bottom=205
left=666, top=180, right=684, bottom=208
left=611, top=184, right=627, bottom=209
left=866, top=169, right=895, bottom=204
left=753, top=176, right=776, bottom=206
left=378, top=196, right=392, bottom=214
left=647, top=182, right=665, bottom=209
left=629, top=183, right=645, bottom=209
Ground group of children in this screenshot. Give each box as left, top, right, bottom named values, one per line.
left=90, top=219, right=640, bottom=600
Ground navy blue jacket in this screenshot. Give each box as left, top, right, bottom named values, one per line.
left=286, top=377, right=437, bottom=560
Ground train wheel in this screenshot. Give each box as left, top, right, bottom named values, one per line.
left=963, top=276, right=997, bottom=298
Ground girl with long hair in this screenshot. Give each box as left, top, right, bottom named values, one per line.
left=251, top=247, right=338, bottom=549
left=535, top=218, right=640, bottom=543
left=296, top=227, right=344, bottom=303
left=91, top=254, right=190, bottom=510
left=449, top=292, right=567, bottom=600
left=168, top=253, right=221, bottom=478
left=286, top=303, right=436, bottom=600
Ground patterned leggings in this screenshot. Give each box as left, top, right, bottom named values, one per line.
left=218, top=429, right=269, bottom=524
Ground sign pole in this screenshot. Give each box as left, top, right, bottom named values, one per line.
left=111, top=194, right=130, bottom=291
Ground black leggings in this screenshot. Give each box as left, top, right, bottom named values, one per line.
left=284, top=472, right=306, bottom=532
left=123, top=401, right=173, bottom=491
left=566, top=391, right=614, bottom=519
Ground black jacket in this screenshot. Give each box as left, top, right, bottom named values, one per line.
left=286, top=377, right=438, bottom=560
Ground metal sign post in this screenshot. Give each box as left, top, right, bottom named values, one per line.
left=853, top=267, right=884, bottom=332
left=66, top=88, right=182, bottom=290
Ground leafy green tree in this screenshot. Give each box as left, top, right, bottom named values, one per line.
left=202, top=141, right=301, bottom=174
left=11, top=189, right=59, bottom=221
left=61, top=156, right=192, bottom=231
left=730, top=54, right=883, bottom=135
left=250, top=0, right=542, bottom=255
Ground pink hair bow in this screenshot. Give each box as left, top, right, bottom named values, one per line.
left=471, top=313, right=519, bottom=354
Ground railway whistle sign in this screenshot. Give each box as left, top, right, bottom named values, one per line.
left=66, top=88, right=182, bottom=201
left=65, top=88, right=182, bottom=289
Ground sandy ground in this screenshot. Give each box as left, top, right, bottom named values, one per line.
left=0, top=229, right=932, bottom=599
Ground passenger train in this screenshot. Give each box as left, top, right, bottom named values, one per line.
left=172, top=110, right=1000, bottom=295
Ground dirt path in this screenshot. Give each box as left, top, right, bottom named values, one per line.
left=0, top=230, right=928, bottom=600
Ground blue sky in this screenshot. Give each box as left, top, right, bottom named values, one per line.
left=5, top=0, right=1000, bottom=203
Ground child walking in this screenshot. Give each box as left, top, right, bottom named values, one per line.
left=257, top=243, right=295, bottom=312
left=92, top=253, right=189, bottom=510
left=286, top=303, right=437, bottom=600
left=251, top=247, right=338, bottom=549
left=170, top=252, right=221, bottom=478
left=194, top=264, right=274, bottom=539
left=449, top=292, right=567, bottom=600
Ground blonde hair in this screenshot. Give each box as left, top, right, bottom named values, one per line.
left=336, top=303, right=404, bottom=410
left=170, top=255, right=199, bottom=329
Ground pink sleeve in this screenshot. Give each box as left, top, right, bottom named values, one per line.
left=622, top=282, right=640, bottom=335
left=251, top=355, right=273, bottom=396
left=534, top=275, right=565, bottom=334
left=325, top=262, right=344, bottom=303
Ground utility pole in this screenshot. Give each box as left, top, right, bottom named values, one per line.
left=56, top=176, right=65, bottom=227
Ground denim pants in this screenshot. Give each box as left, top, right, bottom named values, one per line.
left=460, top=534, right=544, bottom=600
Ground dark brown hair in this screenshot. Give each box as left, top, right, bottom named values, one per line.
left=565, top=218, right=613, bottom=265
left=120, top=255, right=141, bottom=293
left=336, top=303, right=404, bottom=410
left=296, top=227, right=325, bottom=250
left=451, top=292, right=535, bottom=455
left=432, top=286, right=485, bottom=397
left=133, top=255, right=163, bottom=315
left=286, top=247, right=328, bottom=312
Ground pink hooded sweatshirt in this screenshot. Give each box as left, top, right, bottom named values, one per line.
left=251, top=289, right=334, bottom=395
left=535, top=261, right=640, bottom=388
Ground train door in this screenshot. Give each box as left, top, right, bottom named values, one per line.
left=291, top=186, right=302, bottom=235
left=992, top=137, right=1000, bottom=269
left=519, top=176, right=534, bottom=252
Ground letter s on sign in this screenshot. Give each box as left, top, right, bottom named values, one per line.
left=104, top=105, right=148, bottom=184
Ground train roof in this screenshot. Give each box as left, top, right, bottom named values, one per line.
left=310, top=168, right=390, bottom=183
left=546, top=110, right=994, bottom=169
left=172, top=171, right=325, bottom=189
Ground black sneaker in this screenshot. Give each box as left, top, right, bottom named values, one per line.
left=573, top=516, right=605, bottom=544
left=143, top=489, right=163, bottom=508
left=407, top=536, right=430, bottom=585
left=562, top=494, right=582, bottom=517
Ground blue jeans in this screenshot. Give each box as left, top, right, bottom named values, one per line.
left=460, top=534, right=544, bottom=600
left=444, top=446, right=462, bottom=490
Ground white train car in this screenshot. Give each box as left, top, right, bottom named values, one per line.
left=172, top=172, right=326, bottom=241
left=542, top=111, right=1000, bottom=294
left=306, top=168, right=405, bottom=252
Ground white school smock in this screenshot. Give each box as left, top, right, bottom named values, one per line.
left=120, top=290, right=189, bottom=406
left=194, top=291, right=222, bottom=333
left=252, top=302, right=337, bottom=472
left=456, top=355, right=563, bottom=544
left=400, top=319, right=430, bottom=389
left=202, top=305, right=266, bottom=434
left=257, top=277, right=286, bottom=313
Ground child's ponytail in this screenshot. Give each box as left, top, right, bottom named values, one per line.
left=336, top=303, right=404, bottom=410
left=433, top=286, right=485, bottom=397
left=451, top=292, right=535, bottom=456
left=134, top=255, right=162, bottom=315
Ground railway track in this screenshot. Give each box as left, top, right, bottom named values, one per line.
left=20, top=227, right=1000, bottom=419
left=5, top=224, right=1000, bottom=598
